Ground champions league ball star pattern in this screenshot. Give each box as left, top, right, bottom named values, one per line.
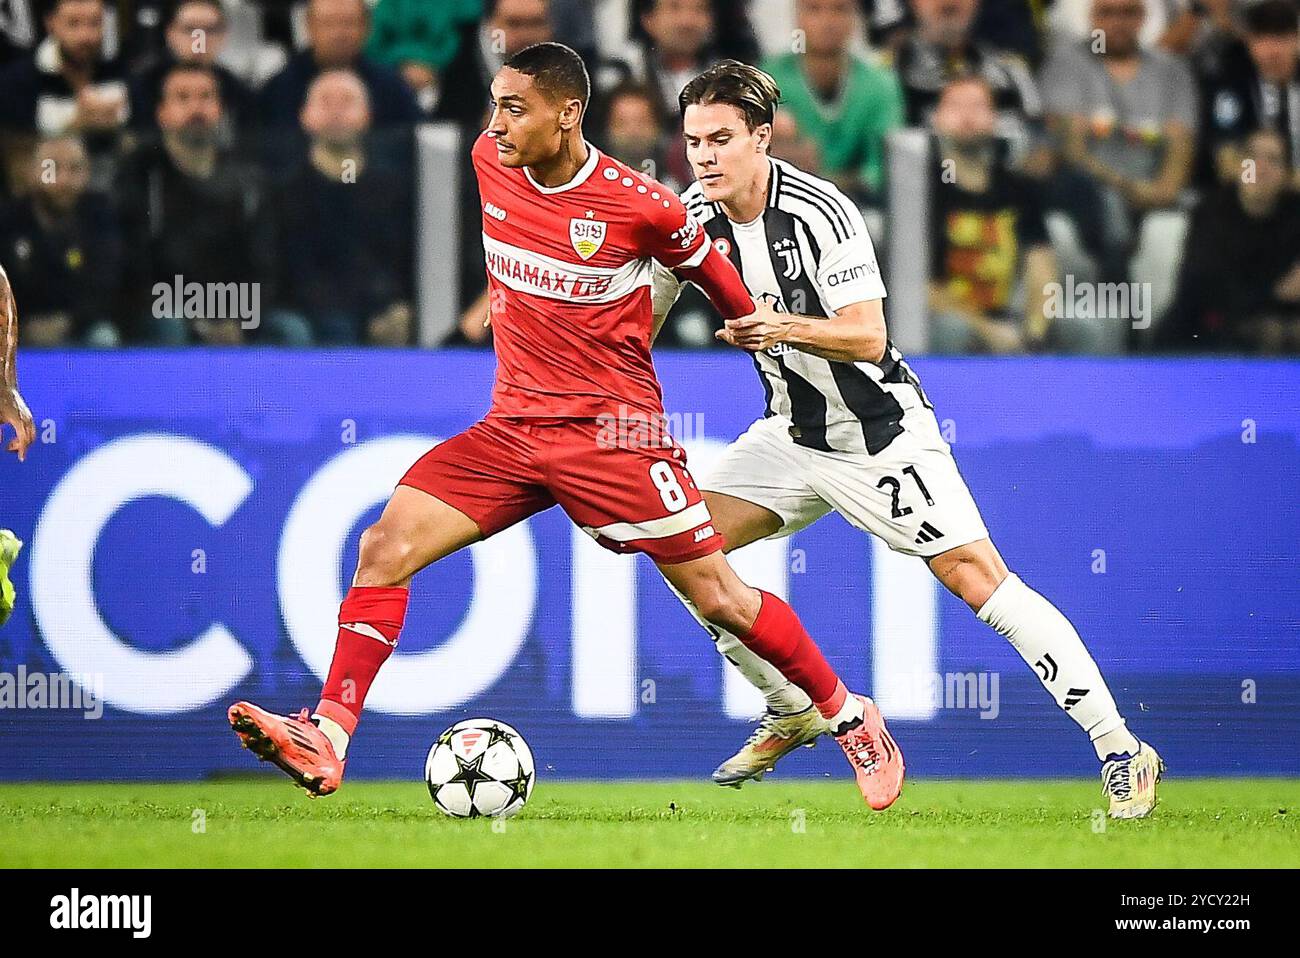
left=425, top=719, right=536, bottom=819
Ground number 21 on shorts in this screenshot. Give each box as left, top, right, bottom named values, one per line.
left=877, top=464, right=935, bottom=519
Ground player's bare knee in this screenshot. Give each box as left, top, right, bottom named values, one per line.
left=936, top=550, right=1006, bottom=611
left=355, top=522, right=416, bottom=587
left=692, top=580, right=755, bottom=633
left=684, top=580, right=726, bottom=627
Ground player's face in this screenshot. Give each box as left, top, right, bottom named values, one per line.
left=683, top=102, right=770, bottom=203
left=488, top=68, right=575, bottom=169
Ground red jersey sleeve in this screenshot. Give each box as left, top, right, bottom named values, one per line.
left=638, top=181, right=709, bottom=270
left=675, top=245, right=755, bottom=320
left=635, top=179, right=754, bottom=319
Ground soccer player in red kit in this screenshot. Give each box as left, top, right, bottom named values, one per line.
left=228, top=42, right=903, bottom=809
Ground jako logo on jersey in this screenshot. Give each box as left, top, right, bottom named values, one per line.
left=772, top=237, right=802, bottom=280
left=484, top=202, right=507, bottom=221
left=569, top=216, right=608, bottom=260
left=693, top=525, right=716, bottom=543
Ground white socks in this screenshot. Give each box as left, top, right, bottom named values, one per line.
left=977, top=573, right=1140, bottom=761
left=676, top=562, right=1138, bottom=762
left=715, top=628, right=816, bottom=715
left=823, top=683, right=865, bottom=732
left=662, top=575, right=813, bottom=715
left=313, top=714, right=351, bottom=760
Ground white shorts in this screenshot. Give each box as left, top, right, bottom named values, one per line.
left=701, top=411, right=989, bottom=559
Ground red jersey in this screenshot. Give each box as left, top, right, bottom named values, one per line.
left=472, top=132, right=710, bottom=418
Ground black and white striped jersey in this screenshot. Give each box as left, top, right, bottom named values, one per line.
left=680, top=156, right=930, bottom=455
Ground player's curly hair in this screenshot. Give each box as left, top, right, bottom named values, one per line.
left=678, top=60, right=781, bottom=131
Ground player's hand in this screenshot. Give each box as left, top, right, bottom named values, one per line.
left=715, top=324, right=747, bottom=349
left=0, top=386, right=35, bottom=462
left=717, top=301, right=789, bottom=352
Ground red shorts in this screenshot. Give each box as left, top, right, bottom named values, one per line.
left=399, top=416, right=723, bottom=565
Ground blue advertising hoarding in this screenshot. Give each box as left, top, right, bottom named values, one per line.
left=0, top=351, right=1297, bottom=781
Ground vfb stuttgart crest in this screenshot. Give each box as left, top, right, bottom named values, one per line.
left=569, top=215, right=607, bottom=261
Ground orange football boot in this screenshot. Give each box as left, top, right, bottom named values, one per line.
left=228, top=702, right=344, bottom=796
left=832, top=695, right=905, bottom=810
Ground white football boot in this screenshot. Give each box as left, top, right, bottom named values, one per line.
left=1102, top=742, right=1165, bottom=819
left=712, top=707, right=831, bottom=787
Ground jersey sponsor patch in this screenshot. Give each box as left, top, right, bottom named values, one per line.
left=483, top=234, right=652, bottom=303
left=569, top=215, right=608, bottom=260
left=826, top=262, right=877, bottom=286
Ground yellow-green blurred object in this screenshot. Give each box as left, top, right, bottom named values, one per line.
left=0, top=529, right=21, bottom=627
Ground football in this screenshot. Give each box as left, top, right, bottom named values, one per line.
left=425, top=719, right=535, bottom=819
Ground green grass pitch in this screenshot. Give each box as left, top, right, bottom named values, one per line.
left=0, top=779, right=1295, bottom=868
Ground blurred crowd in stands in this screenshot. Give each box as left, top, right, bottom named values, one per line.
left=1, top=0, right=1298, bottom=353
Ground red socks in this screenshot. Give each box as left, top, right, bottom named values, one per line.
left=315, top=586, right=847, bottom=735
left=739, top=590, right=845, bottom=716
left=316, top=586, right=409, bottom=734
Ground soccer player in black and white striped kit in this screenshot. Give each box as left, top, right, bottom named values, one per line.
left=657, top=61, right=1162, bottom=818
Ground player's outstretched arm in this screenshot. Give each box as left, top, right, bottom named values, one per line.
left=0, top=265, right=35, bottom=461
left=673, top=244, right=756, bottom=322
left=640, top=186, right=755, bottom=328
left=721, top=298, right=888, bottom=364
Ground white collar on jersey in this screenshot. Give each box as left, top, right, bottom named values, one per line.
left=523, top=142, right=601, bottom=195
